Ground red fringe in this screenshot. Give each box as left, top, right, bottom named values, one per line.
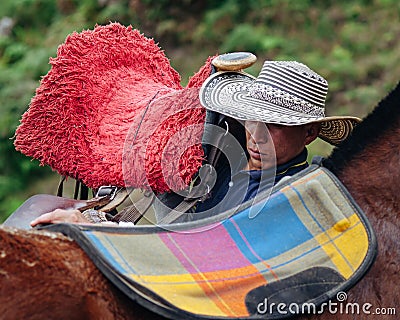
left=14, top=22, right=213, bottom=193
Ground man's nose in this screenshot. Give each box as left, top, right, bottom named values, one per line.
left=251, top=123, right=269, bottom=143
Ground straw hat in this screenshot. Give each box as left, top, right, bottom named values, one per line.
left=200, top=60, right=361, bottom=145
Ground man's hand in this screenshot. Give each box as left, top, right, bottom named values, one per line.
left=30, top=209, right=90, bottom=227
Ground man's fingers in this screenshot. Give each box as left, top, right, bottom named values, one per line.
left=30, top=212, right=54, bottom=227
left=30, top=209, right=89, bottom=227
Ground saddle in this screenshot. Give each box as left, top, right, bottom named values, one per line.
left=44, top=164, right=377, bottom=319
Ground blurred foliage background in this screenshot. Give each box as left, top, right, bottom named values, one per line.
left=0, top=0, right=399, bottom=222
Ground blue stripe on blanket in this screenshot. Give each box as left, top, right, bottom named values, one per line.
left=224, top=190, right=313, bottom=262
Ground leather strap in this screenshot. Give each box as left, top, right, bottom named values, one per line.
left=112, top=192, right=155, bottom=224
left=76, top=195, right=115, bottom=212
left=99, top=188, right=133, bottom=213
left=157, top=198, right=199, bottom=224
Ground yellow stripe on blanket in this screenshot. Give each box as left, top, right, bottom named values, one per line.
left=131, top=264, right=267, bottom=316
left=315, top=213, right=369, bottom=279
left=131, top=273, right=227, bottom=316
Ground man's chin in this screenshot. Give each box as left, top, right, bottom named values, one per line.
left=247, top=158, right=275, bottom=171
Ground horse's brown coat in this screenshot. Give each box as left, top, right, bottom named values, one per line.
left=314, top=127, right=400, bottom=320
left=304, top=88, right=400, bottom=320
left=0, top=227, right=153, bottom=320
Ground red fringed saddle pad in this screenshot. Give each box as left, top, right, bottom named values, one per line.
left=14, top=22, right=212, bottom=193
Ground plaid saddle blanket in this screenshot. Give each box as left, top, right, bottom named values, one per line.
left=48, top=165, right=376, bottom=319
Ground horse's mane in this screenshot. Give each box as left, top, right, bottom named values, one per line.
left=324, top=81, right=400, bottom=173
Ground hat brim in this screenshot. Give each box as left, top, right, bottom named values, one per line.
left=200, top=71, right=361, bottom=146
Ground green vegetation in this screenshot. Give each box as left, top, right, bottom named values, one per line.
left=1, top=0, right=399, bottom=221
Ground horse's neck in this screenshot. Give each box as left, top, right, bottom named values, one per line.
left=335, top=124, right=400, bottom=224
left=326, top=82, right=400, bottom=224
left=328, top=119, right=400, bottom=314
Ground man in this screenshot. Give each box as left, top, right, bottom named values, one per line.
left=191, top=121, right=320, bottom=215
left=188, top=60, right=360, bottom=216
left=31, top=60, right=360, bottom=226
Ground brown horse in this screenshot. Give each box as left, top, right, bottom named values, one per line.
left=1, top=81, right=399, bottom=319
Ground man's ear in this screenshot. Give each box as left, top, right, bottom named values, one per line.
left=304, top=123, right=321, bottom=145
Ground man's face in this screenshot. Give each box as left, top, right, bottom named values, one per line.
left=245, top=121, right=313, bottom=170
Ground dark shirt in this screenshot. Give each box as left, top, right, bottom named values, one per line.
left=194, top=149, right=308, bottom=214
